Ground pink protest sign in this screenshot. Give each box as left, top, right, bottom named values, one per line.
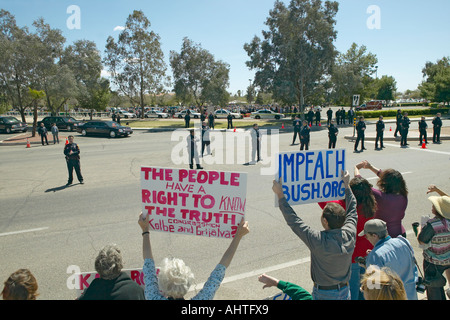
left=140, top=167, right=247, bottom=239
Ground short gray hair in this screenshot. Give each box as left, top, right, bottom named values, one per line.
left=95, top=244, right=123, bottom=280
left=158, top=257, right=195, bottom=299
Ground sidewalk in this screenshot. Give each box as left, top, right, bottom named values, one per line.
left=0, top=132, right=71, bottom=147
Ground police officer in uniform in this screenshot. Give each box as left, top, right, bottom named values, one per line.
left=64, top=135, right=84, bottom=186
left=432, top=113, right=442, bottom=143
left=394, top=109, right=402, bottom=137
left=307, top=108, right=314, bottom=127
left=326, top=107, right=333, bottom=126
left=400, top=112, right=410, bottom=147
left=292, top=116, right=301, bottom=145
left=354, top=116, right=366, bottom=152
left=300, top=120, right=310, bottom=151
left=227, top=113, right=233, bottom=129
left=375, top=115, right=385, bottom=150
left=328, top=119, right=339, bottom=149
left=187, top=129, right=203, bottom=169
left=418, top=116, right=428, bottom=145
left=315, top=109, right=321, bottom=126
left=184, top=110, right=191, bottom=128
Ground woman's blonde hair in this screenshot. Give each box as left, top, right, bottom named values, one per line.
left=361, top=265, right=407, bottom=300
left=158, top=257, right=195, bottom=299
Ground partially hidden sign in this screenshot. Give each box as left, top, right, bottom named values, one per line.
left=140, top=167, right=247, bottom=239
left=276, top=149, right=346, bottom=206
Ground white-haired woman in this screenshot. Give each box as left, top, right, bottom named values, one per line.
left=138, top=213, right=249, bottom=300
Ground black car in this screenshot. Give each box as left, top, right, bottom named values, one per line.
left=77, top=120, right=133, bottom=138
left=38, top=116, right=83, bottom=131
left=0, top=116, right=28, bottom=133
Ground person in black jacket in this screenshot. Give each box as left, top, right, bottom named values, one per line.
left=418, top=116, right=428, bottom=145
left=400, top=112, right=410, bottom=147
left=375, top=115, right=385, bottom=150
left=354, top=116, right=366, bottom=152
left=328, top=120, right=339, bottom=149
left=315, top=109, right=321, bottom=126
left=432, top=113, right=442, bottom=143
left=326, top=108, right=333, bottom=126
left=307, top=108, right=314, bottom=127
left=38, top=122, right=49, bottom=146
left=184, top=110, right=191, bottom=128
left=300, top=120, right=310, bottom=151
left=394, top=109, right=402, bottom=137
left=292, top=116, right=301, bottom=145
left=64, top=135, right=83, bottom=186
left=78, top=244, right=145, bottom=300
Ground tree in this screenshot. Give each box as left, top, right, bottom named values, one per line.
left=170, top=37, right=230, bottom=109
left=375, top=75, right=397, bottom=102
left=419, top=56, right=450, bottom=104
left=329, top=43, right=378, bottom=105
left=0, top=10, right=38, bottom=121
left=104, top=10, right=167, bottom=118
left=28, top=88, right=45, bottom=137
left=244, top=0, right=339, bottom=118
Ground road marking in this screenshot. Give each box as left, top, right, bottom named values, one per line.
left=365, top=141, right=450, bottom=155
left=0, top=227, right=49, bottom=237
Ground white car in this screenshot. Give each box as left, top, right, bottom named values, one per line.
left=250, top=109, right=285, bottom=120
left=213, top=109, right=243, bottom=119
left=175, top=109, right=201, bottom=119
left=145, top=110, right=169, bottom=118
left=115, top=109, right=136, bottom=118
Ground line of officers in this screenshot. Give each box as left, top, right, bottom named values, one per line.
left=291, top=109, right=443, bottom=152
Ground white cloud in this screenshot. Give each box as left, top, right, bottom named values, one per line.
left=113, top=26, right=125, bottom=32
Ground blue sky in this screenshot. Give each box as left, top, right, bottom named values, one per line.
left=1, top=0, right=449, bottom=96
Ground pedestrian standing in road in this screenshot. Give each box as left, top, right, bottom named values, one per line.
left=250, top=123, right=261, bottom=163
left=201, top=121, right=211, bottom=157
left=354, top=116, right=366, bottom=152
left=348, top=107, right=355, bottom=126
left=341, top=108, right=346, bottom=125
left=418, top=116, right=428, bottom=145
left=375, top=115, right=385, bottom=150
left=315, top=109, right=321, bottom=126
left=307, top=108, right=314, bottom=127
left=64, top=135, right=83, bottom=186
left=116, top=114, right=121, bottom=125
left=300, top=120, right=310, bottom=151
left=51, top=123, right=59, bottom=144
left=432, top=113, right=442, bottom=143
left=400, top=112, right=410, bottom=147
left=208, top=112, right=215, bottom=130
left=328, top=119, right=339, bottom=149
left=112, top=113, right=116, bottom=122
left=272, top=170, right=357, bottom=300
left=184, top=110, right=191, bottom=128
left=38, top=122, right=49, bottom=146
left=335, top=108, right=341, bottom=125
left=326, top=107, right=333, bottom=126
left=394, top=109, right=402, bottom=138
left=227, top=113, right=233, bottom=130
left=187, top=129, right=203, bottom=169
left=292, top=116, right=301, bottom=145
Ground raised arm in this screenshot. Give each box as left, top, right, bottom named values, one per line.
left=427, top=185, right=448, bottom=196
left=138, top=213, right=153, bottom=260
left=219, top=218, right=249, bottom=268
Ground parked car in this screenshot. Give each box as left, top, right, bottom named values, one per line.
left=38, top=116, right=83, bottom=132
left=356, top=100, right=383, bottom=111
left=213, top=109, right=243, bottom=119
left=115, top=109, right=137, bottom=118
left=145, top=110, right=169, bottom=118
left=0, top=116, right=28, bottom=133
left=77, top=121, right=133, bottom=138
left=175, top=109, right=201, bottom=118
left=250, top=109, right=285, bottom=120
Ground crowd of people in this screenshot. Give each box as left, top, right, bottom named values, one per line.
left=2, top=160, right=449, bottom=301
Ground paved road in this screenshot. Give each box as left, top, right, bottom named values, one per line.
left=0, top=121, right=449, bottom=300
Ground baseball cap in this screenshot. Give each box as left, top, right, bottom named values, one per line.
left=358, top=219, right=387, bottom=237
